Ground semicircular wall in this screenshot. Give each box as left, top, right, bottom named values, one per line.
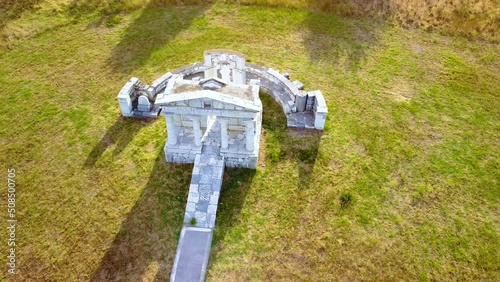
left=119, top=50, right=327, bottom=130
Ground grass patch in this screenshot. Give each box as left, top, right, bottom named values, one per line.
left=0, top=2, right=499, bottom=281
left=339, top=191, right=353, bottom=209
left=189, top=217, right=197, bottom=226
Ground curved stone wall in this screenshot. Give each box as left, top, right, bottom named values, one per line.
left=119, top=51, right=327, bottom=130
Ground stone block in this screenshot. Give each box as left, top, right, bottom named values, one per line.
left=194, top=212, right=207, bottom=225
left=199, top=184, right=211, bottom=193
left=314, top=112, right=327, bottom=130
left=188, top=192, right=199, bottom=203
left=181, top=120, right=193, bottom=127
left=184, top=211, right=194, bottom=222
left=228, top=118, right=237, bottom=125
left=224, top=104, right=235, bottom=110
left=197, top=201, right=208, bottom=213
left=213, top=101, right=224, bottom=109
left=199, top=192, right=210, bottom=202
left=209, top=195, right=219, bottom=205
left=248, top=157, right=258, bottom=169
left=249, top=79, right=260, bottom=85
left=295, top=90, right=307, bottom=112
left=197, top=166, right=209, bottom=175
left=207, top=204, right=217, bottom=215
left=191, top=174, right=201, bottom=184
left=189, top=99, right=202, bottom=108
left=292, top=80, right=305, bottom=90
left=192, top=165, right=200, bottom=175
left=204, top=54, right=212, bottom=67
left=200, top=175, right=212, bottom=185
left=210, top=157, right=219, bottom=166
left=151, top=72, right=172, bottom=94
left=209, top=214, right=216, bottom=228
left=236, top=56, right=245, bottom=69
left=214, top=168, right=224, bottom=179
left=186, top=202, right=196, bottom=213
left=211, top=180, right=222, bottom=191
left=118, top=97, right=133, bottom=116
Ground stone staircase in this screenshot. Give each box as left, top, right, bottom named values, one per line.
left=170, top=145, right=225, bottom=282
left=183, top=148, right=224, bottom=228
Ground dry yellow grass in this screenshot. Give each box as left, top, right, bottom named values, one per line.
left=167, top=0, right=500, bottom=41
left=228, top=0, right=499, bottom=41
left=1, top=0, right=498, bottom=46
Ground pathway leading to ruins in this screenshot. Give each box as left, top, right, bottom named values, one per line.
left=170, top=146, right=225, bottom=282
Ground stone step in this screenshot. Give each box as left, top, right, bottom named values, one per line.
left=171, top=146, right=225, bottom=281
left=170, top=226, right=213, bottom=282
left=184, top=152, right=224, bottom=228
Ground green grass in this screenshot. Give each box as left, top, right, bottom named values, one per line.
left=1, top=2, right=499, bottom=281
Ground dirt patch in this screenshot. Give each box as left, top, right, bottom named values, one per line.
left=173, top=83, right=203, bottom=93
left=388, top=79, right=417, bottom=102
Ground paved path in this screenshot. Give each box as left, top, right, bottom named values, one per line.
left=170, top=227, right=213, bottom=282
left=170, top=146, right=225, bottom=282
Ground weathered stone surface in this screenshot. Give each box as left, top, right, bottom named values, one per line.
left=137, top=95, right=151, bottom=112
left=170, top=227, right=212, bottom=282
left=182, top=150, right=224, bottom=228
left=310, top=90, right=328, bottom=130
left=119, top=50, right=327, bottom=130
left=151, top=72, right=172, bottom=94
left=295, top=90, right=307, bottom=112
left=293, top=80, right=305, bottom=90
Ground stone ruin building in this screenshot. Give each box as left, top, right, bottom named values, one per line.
left=117, top=50, right=328, bottom=281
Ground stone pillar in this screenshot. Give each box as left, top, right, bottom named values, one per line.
left=220, top=65, right=231, bottom=83
left=204, top=67, right=216, bottom=79
left=191, top=117, right=202, bottom=147
left=165, top=114, right=178, bottom=145
left=219, top=119, right=229, bottom=149
left=295, top=90, right=307, bottom=112
left=245, top=119, right=255, bottom=151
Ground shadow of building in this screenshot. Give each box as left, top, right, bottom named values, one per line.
left=90, top=155, right=192, bottom=281
left=301, top=9, right=380, bottom=71
left=84, top=117, right=152, bottom=167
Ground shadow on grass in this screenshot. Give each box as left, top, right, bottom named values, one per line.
left=90, top=154, right=192, bottom=281
left=289, top=128, right=322, bottom=187
left=105, top=3, right=211, bottom=74
left=0, top=0, right=43, bottom=31
left=84, top=116, right=151, bottom=167
left=211, top=167, right=256, bottom=244
left=260, top=93, right=322, bottom=187
left=209, top=93, right=322, bottom=267
left=302, top=10, right=380, bottom=70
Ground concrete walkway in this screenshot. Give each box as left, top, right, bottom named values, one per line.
left=170, top=146, right=225, bottom=282
left=170, top=226, right=213, bottom=282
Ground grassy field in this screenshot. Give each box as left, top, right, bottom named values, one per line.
left=2, top=0, right=499, bottom=45
left=1, top=2, right=499, bottom=281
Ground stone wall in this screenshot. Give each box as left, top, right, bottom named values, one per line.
left=246, top=64, right=327, bottom=130
left=117, top=77, right=139, bottom=117
left=120, top=51, right=327, bottom=129
left=246, top=63, right=297, bottom=114
left=151, top=72, right=172, bottom=95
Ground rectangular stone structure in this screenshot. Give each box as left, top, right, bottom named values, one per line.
left=170, top=227, right=213, bottom=282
